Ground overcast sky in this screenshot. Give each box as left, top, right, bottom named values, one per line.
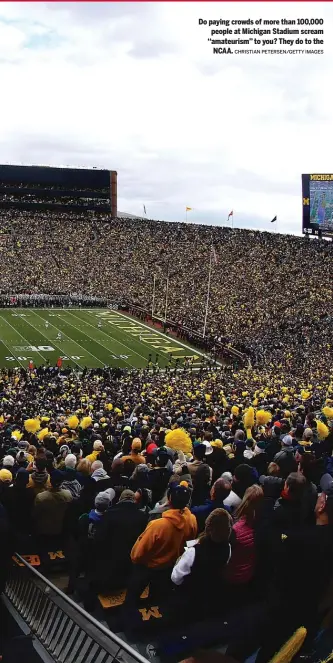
left=0, top=1, right=332, bottom=234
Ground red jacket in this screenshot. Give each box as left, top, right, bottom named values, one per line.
left=224, top=517, right=256, bottom=585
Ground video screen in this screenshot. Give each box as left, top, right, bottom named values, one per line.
left=302, top=174, right=333, bottom=236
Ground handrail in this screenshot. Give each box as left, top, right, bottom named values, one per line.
left=5, top=552, right=149, bottom=663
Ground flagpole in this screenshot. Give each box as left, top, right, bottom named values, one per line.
left=164, top=265, right=170, bottom=323
left=152, top=274, right=156, bottom=318
left=232, top=212, right=234, bottom=230
left=186, top=209, right=187, bottom=223
left=203, top=246, right=213, bottom=338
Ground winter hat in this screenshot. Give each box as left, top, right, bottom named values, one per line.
left=221, top=471, right=233, bottom=483
left=211, top=440, right=223, bottom=449
left=3, top=455, right=14, bottom=467
left=18, top=440, right=29, bottom=450
left=95, top=488, right=115, bottom=512
left=65, top=454, right=77, bottom=469
left=282, top=435, right=293, bottom=447
left=93, top=440, right=104, bottom=451
left=119, top=489, right=136, bottom=502
left=132, top=439, right=142, bottom=451
left=15, top=468, right=29, bottom=487
left=0, top=469, right=12, bottom=483
left=16, top=451, right=28, bottom=464
left=168, top=481, right=191, bottom=509
left=205, top=508, right=233, bottom=543
left=50, top=470, right=63, bottom=488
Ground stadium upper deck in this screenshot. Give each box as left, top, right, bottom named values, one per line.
left=0, top=164, right=118, bottom=216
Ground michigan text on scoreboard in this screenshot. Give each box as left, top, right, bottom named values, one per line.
left=302, top=174, right=333, bottom=237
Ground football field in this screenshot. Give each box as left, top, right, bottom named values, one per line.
left=0, top=308, right=209, bottom=370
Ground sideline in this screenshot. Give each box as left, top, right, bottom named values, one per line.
left=113, top=310, right=223, bottom=367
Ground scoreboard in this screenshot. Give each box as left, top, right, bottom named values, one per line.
left=302, top=174, right=333, bottom=237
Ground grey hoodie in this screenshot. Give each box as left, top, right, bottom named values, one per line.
left=91, top=467, right=109, bottom=481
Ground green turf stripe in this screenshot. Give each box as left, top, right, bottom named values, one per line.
left=0, top=312, right=47, bottom=365
left=68, top=310, right=147, bottom=368
left=25, top=311, right=85, bottom=369
left=32, top=310, right=105, bottom=368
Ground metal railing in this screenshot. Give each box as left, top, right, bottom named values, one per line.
left=5, top=553, right=148, bottom=663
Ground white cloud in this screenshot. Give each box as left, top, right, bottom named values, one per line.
left=0, top=1, right=331, bottom=234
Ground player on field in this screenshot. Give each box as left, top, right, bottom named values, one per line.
left=45, top=321, right=49, bottom=329
left=57, top=332, right=62, bottom=341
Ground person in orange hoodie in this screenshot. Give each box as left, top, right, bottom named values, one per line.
left=121, top=439, right=146, bottom=466
left=124, top=481, right=197, bottom=612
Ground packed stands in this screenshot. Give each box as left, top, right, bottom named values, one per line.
left=0, top=201, right=333, bottom=661
left=0, top=209, right=332, bottom=384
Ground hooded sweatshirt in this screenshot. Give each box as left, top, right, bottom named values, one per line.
left=91, top=467, right=109, bottom=481
left=131, top=507, right=197, bottom=568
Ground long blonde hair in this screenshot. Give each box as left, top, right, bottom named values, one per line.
left=234, top=484, right=264, bottom=526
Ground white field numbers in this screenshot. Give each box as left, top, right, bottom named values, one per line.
left=5, top=346, right=84, bottom=362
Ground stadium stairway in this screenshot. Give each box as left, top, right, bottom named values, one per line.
left=3, top=553, right=150, bottom=663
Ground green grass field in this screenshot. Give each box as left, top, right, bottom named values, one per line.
left=0, top=308, right=208, bottom=370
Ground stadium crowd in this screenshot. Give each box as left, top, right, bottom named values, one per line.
left=0, top=209, right=331, bottom=384
left=0, top=204, right=332, bottom=659
left=0, top=363, right=332, bottom=659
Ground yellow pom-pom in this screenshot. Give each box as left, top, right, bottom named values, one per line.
left=114, top=407, right=121, bottom=414
left=11, top=429, right=23, bottom=441
left=252, top=398, right=258, bottom=407
left=269, top=626, right=307, bottom=663
left=301, top=390, right=311, bottom=401
left=256, top=410, right=271, bottom=426
left=205, top=394, right=211, bottom=402
left=80, top=416, right=92, bottom=430
left=24, top=419, right=40, bottom=434
left=41, top=416, right=50, bottom=422
left=244, top=407, right=255, bottom=430
left=38, top=428, right=49, bottom=441
left=316, top=419, right=329, bottom=440
left=323, top=407, right=333, bottom=420
left=231, top=405, right=239, bottom=416
left=67, top=415, right=79, bottom=429
left=165, top=428, right=192, bottom=455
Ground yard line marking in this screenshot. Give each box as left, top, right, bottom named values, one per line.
left=0, top=316, right=26, bottom=369
left=24, top=312, right=84, bottom=370
left=83, top=311, right=197, bottom=363
left=113, top=311, right=222, bottom=366
left=42, top=312, right=118, bottom=368
left=66, top=310, right=136, bottom=369
left=31, top=310, right=104, bottom=368
left=0, top=313, right=47, bottom=364
left=68, top=310, right=145, bottom=367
